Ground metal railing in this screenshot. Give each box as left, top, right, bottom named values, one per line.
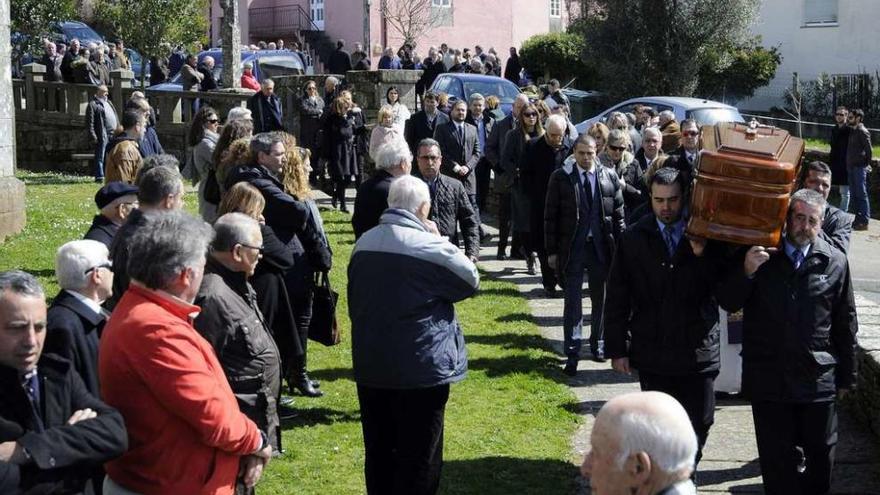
left=248, top=5, right=319, bottom=38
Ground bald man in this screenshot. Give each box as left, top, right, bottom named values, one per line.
left=582, top=391, right=698, bottom=495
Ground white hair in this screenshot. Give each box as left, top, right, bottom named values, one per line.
left=375, top=139, right=412, bottom=171
left=610, top=409, right=697, bottom=476
left=545, top=114, right=567, bottom=131
left=227, top=107, right=252, bottom=122
left=55, top=240, right=110, bottom=291
left=642, top=126, right=662, bottom=140
left=659, top=110, right=675, bottom=121
left=388, top=175, right=430, bottom=214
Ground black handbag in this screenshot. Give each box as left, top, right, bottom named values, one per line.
left=203, top=167, right=221, bottom=205
left=308, top=271, right=340, bottom=346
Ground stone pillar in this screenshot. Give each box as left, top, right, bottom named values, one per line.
left=0, top=0, right=26, bottom=242
left=110, top=69, right=133, bottom=111
left=220, top=0, right=241, bottom=89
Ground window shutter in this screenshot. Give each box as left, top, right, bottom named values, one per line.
left=804, top=0, right=838, bottom=24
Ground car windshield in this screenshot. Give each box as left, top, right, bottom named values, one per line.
left=462, top=80, right=520, bottom=104
left=688, top=107, right=745, bottom=125
left=258, top=56, right=304, bottom=79
left=63, top=27, right=101, bottom=42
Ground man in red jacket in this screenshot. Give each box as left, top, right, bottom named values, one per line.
left=99, top=210, right=272, bottom=495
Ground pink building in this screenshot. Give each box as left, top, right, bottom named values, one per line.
left=210, top=0, right=577, bottom=68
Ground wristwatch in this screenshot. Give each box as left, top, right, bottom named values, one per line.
left=257, top=430, right=268, bottom=452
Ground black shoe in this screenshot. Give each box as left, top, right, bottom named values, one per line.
left=591, top=349, right=607, bottom=363
left=496, top=252, right=508, bottom=261
left=563, top=356, right=578, bottom=376
left=340, top=205, right=350, bottom=213
left=293, top=372, right=324, bottom=397
left=853, top=221, right=869, bottom=231
left=543, top=286, right=557, bottom=298
left=278, top=404, right=298, bottom=420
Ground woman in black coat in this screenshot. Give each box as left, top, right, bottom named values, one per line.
left=321, top=96, right=357, bottom=212
left=298, top=80, right=324, bottom=184
left=342, top=90, right=369, bottom=186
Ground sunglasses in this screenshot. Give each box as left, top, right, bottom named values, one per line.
left=836, top=113, right=846, bottom=117
left=522, top=112, right=538, bottom=117
left=238, top=243, right=265, bottom=254
left=608, top=145, right=626, bottom=152
left=84, top=261, right=113, bottom=275
left=682, top=131, right=699, bottom=137
left=208, top=118, right=220, bottom=124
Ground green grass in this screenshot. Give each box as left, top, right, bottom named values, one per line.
left=804, top=137, right=880, bottom=156
left=0, top=170, right=582, bottom=495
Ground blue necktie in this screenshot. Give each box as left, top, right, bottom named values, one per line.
left=791, top=249, right=804, bottom=270
left=22, top=372, right=44, bottom=432
left=663, top=225, right=677, bottom=257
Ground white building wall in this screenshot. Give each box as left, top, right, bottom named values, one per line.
left=739, top=0, right=880, bottom=111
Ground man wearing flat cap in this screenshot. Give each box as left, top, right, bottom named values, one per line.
left=84, top=182, right=138, bottom=248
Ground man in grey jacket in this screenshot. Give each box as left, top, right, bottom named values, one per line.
left=85, top=85, right=118, bottom=182
left=349, top=175, right=479, bottom=495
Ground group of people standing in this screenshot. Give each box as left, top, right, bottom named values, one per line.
left=828, top=106, right=873, bottom=230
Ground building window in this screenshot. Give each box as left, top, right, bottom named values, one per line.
left=803, top=0, right=838, bottom=26
left=550, top=0, right=560, bottom=17
left=433, top=0, right=451, bottom=7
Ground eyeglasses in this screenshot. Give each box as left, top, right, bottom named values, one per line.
left=682, top=131, right=699, bottom=137
left=238, top=243, right=265, bottom=254
left=84, top=261, right=112, bottom=275
left=522, top=112, right=538, bottom=118
left=608, top=145, right=626, bottom=152
left=836, top=113, right=847, bottom=117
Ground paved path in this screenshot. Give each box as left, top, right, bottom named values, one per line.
left=474, top=217, right=880, bottom=494
left=319, top=187, right=880, bottom=493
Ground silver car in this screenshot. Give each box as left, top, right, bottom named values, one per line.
left=574, top=96, right=745, bottom=133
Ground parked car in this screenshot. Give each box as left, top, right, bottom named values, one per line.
left=430, top=73, right=521, bottom=116
left=574, top=96, right=745, bottom=134
left=52, top=21, right=104, bottom=46
left=148, top=49, right=305, bottom=91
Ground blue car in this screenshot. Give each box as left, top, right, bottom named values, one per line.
left=429, top=73, right=521, bottom=116
left=149, top=49, right=305, bottom=91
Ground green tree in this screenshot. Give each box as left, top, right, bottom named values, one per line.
left=96, top=0, right=208, bottom=88
left=582, top=0, right=759, bottom=99
left=519, top=32, right=596, bottom=89
left=697, top=38, right=782, bottom=103
left=11, top=0, right=75, bottom=58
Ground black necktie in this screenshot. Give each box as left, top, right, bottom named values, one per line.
left=663, top=225, right=677, bottom=257
left=22, top=372, right=45, bottom=432
left=583, top=172, right=594, bottom=209
left=457, top=125, right=464, bottom=144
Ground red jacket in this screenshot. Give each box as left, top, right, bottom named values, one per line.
left=99, top=283, right=261, bottom=494
left=241, top=71, right=260, bottom=91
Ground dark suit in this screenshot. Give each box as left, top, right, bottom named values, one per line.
left=248, top=92, right=284, bottom=134
left=466, top=112, right=495, bottom=212
left=45, top=291, right=106, bottom=396
left=486, top=114, right=518, bottom=256
left=717, top=236, right=857, bottom=495
left=0, top=355, right=127, bottom=494
left=83, top=214, right=119, bottom=249
left=404, top=110, right=449, bottom=157
left=434, top=120, right=483, bottom=237
left=326, top=48, right=352, bottom=75
left=352, top=170, right=395, bottom=239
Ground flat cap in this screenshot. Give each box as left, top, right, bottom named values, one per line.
left=95, top=182, right=138, bottom=209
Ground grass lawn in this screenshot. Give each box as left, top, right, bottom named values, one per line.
left=804, top=137, right=880, bottom=156
left=0, top=171, right=582, bottom=495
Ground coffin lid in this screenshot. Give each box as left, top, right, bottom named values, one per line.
left=703, top=122, right=801, bottom=165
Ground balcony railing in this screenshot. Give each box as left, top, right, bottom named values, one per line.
left=249, top=5, right=319, bottom=38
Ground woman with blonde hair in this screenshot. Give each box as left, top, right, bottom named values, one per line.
left=369, top=105, right=404, bottom=161
left=321, top=96, right=356, bottom=211
left=341, top=90, right=369, bottom=185
left=217, top=181, right=304, bottom=427
left=587, top=122, right=610, bottom=155
left=276, top=132, right=313, bottom=200
left=500, top=102, right=544, bottom=273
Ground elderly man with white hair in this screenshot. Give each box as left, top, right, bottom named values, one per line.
left=349, top=175, right=479, bottom=495
left=227, top=106, right=253, bottom=123
left=623, top=126, right=664, bottom=217
left=46, top=240, right=113, bottom=396
left=582, top=391, right=698, bottom=495
left=352, top=140, right=412, bottom=238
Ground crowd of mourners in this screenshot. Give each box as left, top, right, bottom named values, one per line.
left=1, top=35, right=875, bottom=495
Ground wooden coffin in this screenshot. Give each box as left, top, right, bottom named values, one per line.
left=686, top=122, right=804, bottom=246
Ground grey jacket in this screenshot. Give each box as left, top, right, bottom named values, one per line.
left=85, top=96, right=118, bottom=144
left=193, top=130, right=219, bottom=222
left=348, top=209, right=479, bottom=389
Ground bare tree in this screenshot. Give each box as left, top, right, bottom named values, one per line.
left=379, top=0, right=443, bottom=48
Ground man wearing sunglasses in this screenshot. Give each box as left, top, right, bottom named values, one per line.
left=46, top=240, right=114, bottom=396
left=193, top=213, right=283, bottom=469
left=665, top=119, right=701, bottom=191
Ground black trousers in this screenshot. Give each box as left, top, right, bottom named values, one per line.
left=638, top=370, right=717, bottom=467
left=475, top=160, right=491, bottom=211
left=582, top=241, right=608, bottom=351
left=289, top=286, right=314, bottom=374
left=496, top=192, right=513, bottom=255
left=357, top=384, right=450, bottom=495
left=751, top=400, right=838, bottom=495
